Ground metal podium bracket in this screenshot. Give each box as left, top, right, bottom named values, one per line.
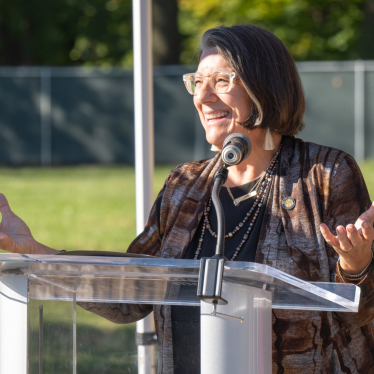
left=201, top=302, right=243, bottom=323
left=197, top=257, right=228, bottom=305
left=211, top=302, right=243, bottom=323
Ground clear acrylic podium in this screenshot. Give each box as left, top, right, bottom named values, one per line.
left=0, top=253, right=360, bottom=374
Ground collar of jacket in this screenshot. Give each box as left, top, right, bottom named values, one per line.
left=159, top=152, right=223, bottom=259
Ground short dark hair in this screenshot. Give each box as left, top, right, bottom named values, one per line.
left=200, top=25, right=305, bottom=136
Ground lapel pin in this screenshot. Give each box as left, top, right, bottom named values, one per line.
left=282, top=196, right=296, bottom=210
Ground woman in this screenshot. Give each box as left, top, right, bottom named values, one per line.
left=1, top=25, right=374, bottom=373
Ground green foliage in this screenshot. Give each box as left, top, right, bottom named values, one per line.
left=0, top=0, right=132, bottom=66
left=178, top=0, right=367, bottom=63
left=0, top=0, right=371, bottom=66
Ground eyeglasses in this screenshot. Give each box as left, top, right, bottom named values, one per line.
left=183, top=71, right=236, bottom=95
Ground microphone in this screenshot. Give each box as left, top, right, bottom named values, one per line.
left=221, top=133, right=252, bottom=166
left=197, top=133, right=252, bottom=307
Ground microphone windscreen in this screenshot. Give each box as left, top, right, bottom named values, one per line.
left=221, top=133, right=252, bottom=166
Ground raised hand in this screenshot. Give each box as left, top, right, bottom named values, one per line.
left=0, top=193, right=57, bottom=254
left=320, top=202, right=374, bottom=274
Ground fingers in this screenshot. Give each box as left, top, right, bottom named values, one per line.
left=322, top=224, right=365, bottom=252
left=336, top=226, right=354, bottom=251
left=320, top=223, right=340, bottom=249
left=367, top=201, right=374, bottom=225
left=322, top=207, right=374, bottom=274
left=345, top=224, right=363, bottom=249
left=362, top=221, right=374, bottom=241
left=320, top=224, right=360, bottom=253
left=356, top=201, right=374, bottom=227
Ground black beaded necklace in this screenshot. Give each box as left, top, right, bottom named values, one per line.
left=194, top=145, right=281, bottom=260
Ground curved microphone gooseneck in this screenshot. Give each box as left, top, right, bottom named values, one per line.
left=197, top=134, right=252, bottom=306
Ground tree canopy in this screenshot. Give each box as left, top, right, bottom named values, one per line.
left=0, top=0, right=133, bottom=66
left=0, top=0, right=373, bottom=66
left=179, top=0, right=372, bottom=63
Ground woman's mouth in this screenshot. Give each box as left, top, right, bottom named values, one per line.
left=205, top=111, right=229, bottom=122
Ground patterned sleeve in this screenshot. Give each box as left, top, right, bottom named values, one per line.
left=323, top=154, right=374, bottom=327
left=78, top=177, right=170, bottom=323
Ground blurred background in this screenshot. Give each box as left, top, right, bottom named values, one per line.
left=1, top=1, right=374, bottom=372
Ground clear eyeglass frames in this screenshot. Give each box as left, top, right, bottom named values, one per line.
left=183, top=71, right=236, bottom=95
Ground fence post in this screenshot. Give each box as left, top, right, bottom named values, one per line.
left=132, top=0, right=156, bottom=373
left=354, top=60, right=365, bottom=162
left=40, top=68, right=52, bottom=166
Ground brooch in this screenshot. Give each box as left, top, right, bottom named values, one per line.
left=282, top=196, right=296, bottom=210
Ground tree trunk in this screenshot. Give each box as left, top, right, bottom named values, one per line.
left=152, top=0, right=180, bottom=65
left=359, top=0, right=374, bottom=59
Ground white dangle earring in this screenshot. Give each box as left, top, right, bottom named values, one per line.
left=263, top=128, right=275, bottom=150
left=210, top=144, right=220, bottom=152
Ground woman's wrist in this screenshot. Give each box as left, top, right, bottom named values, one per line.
left=338, top=248, right=373, bottom=274
left=337, top=250, right=374, bottom=282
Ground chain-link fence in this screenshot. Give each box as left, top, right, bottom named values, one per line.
left=0, top=61, right=373, bottom=165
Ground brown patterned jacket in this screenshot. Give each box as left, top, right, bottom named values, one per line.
left=81, top=136, right=374, bottom=374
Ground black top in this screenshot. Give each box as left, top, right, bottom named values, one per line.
left=171, top=178, right=270, bottom=373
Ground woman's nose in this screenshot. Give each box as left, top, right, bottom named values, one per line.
left=195, top=80, right=218, bottom=103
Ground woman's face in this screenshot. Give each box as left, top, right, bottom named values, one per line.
left=194, top=48, right=252, bottom=150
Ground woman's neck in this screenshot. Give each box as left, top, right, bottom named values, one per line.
left=225, top=131, right=282, bottom=187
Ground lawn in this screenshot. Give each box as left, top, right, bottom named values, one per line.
left=0, top=165, right=175, bottom=253
left=0, top=161, right=372, bottom=255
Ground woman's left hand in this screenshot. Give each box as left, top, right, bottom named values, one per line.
left=320, top=202, right=374, bottom=274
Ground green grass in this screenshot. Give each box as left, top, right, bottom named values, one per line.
left=0, top=165, right=175, bottom=253
left=0, top=161, right=372, bottom=254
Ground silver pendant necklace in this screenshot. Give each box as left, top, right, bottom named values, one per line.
left=194, top=144, right=282, bottom=260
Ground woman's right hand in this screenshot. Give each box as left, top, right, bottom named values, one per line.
left=0, top=193, right=57, bottom=254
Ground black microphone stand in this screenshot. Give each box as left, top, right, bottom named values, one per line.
left=211, top=165, right=228, bottom=258
left=197, top=164, right=229, bottom=305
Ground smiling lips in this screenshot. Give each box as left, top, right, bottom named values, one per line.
left=205, top=111, right=229, bottom=121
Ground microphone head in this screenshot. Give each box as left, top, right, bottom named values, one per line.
left=221, top=133, right=252, bottom=166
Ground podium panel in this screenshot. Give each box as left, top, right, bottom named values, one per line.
left=0, top=254, right=360, bottom=374
left=28, top=300, right=74, bottom=374
left=27, top=299, right=140, bottom=374
left=201, top=282, right=272, bottom=374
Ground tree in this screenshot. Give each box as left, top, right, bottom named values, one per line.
left=0, top=0, right=371, bottom=66
left=153, top=0, right=180, bottom=65
left=359, top=0, right=374, bottom=58
left=178, top=0, right=368, bottom=63
left=0, top=0, right=181, bottom=66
